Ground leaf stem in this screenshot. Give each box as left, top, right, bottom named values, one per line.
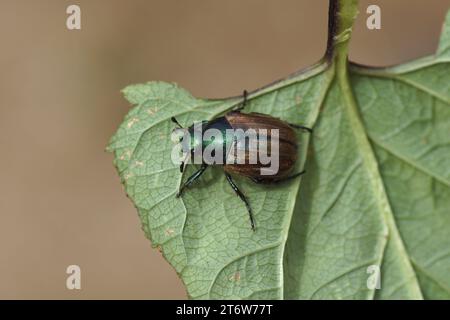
left=330, top=0, right=359, bottom=63
left=325, top=0, right=339, bottom=60
left=330, top=0, right=423, bottom=299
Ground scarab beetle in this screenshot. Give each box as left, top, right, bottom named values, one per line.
left=171, top=90, right=311, bottom=231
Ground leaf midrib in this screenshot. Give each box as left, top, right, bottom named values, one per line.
left=338, top=56, right=424, bottom=299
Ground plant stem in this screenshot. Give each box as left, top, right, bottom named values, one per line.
left=326, top=0, right=359, bottom=63
left=325, top=0, right=339, bottom=59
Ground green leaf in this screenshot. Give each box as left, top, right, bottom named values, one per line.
left=107, top=1, right=450, bottom=299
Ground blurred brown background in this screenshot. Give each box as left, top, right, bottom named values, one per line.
left=0, top=0, right=448, bottom=299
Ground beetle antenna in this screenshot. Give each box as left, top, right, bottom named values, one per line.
left=288, top=123, right=313, bottom=133
left=171, top=117, right=183, bottom=128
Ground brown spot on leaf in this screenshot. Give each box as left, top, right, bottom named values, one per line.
left=124, top=173, right=133, bottom=181
left=147, top=107, right=158, bottom=115
left=127, top=117, right=140, bottom=128
left=134, top=161, right=144, bottom=167
left=229, top=272, right=241, bottom=282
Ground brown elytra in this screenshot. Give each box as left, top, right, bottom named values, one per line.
left=223, top=111, right=298, bottom=183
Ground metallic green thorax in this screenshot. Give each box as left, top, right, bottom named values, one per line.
left=185, top=117, right=233, bottom=164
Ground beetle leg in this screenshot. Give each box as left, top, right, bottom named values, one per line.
left=225, top=172, right=255, bottom=231
left=233, top=90, right=248, bottom=112
left=274, top=170, right=306, bottom=183
left=288, top=123, right=313, bottom=133
left=251, top=170, right=306, bottom=184
left=176, top=164, right=208, bottom=197
left=242, top=90, right=248, bottom=106
left=179, top=152, right=190, bottom=173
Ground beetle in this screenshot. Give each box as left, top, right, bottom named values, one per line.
left=171, top=90, right=311, bottom=231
